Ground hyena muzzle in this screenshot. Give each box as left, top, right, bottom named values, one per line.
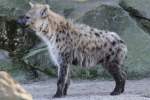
left=17, top=2, right=127, bottom=98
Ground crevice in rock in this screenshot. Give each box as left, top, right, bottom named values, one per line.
left=119, top=1, right=150, bottom=35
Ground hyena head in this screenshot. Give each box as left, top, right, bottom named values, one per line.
left=17, top=2, right=51, bottom=33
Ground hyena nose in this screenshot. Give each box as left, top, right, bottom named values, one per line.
left=17, top=16, right=28, bottom=26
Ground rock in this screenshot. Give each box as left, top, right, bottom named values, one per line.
left=119, top=0, right=150, bottom=35
left=0, top=71, right=32, bottom=100
left=0, top=0, right=46, bottom=19
left=119, top=0, right=150, bottom=20
left=78, top=4, right=150, bottom=78
left=0, top=49, right=9, bottom=60
left=48, top=0, right=119, bottom=20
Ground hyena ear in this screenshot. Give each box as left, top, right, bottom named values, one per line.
left=40, top=5, right=50, bottom=18
left=29, top=2, right=34, bottom=8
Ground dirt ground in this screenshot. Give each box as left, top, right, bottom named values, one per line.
left=23, top=78, right=150, bottom=100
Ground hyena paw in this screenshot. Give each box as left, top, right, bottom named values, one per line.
left=53, top=93, right=63, bottom=98
left=110, top=88, right=124, bottom=95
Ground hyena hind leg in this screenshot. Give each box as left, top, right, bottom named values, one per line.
left=105, top=62, right=126, bottom=95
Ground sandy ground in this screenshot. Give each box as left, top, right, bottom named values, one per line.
left=23, top=78, right=150, bottom=100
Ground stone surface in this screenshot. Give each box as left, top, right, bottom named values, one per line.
left=0, top=49, right=9, bottom=60
left=119, top=0, right=150, bottom=34
left=23, top=79, right=150, bottom=100
left=0, top=0, right=46, bottom=19
left=0, top=71, right=33, bottom=100
left=119, top=0, right=150, bottom=20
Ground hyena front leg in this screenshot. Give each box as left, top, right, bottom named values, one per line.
left=53, top=62, right=70, bottom=98
left=63, top=74, right=70, bottom=95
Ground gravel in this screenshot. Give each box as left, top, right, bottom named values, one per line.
left=23, top=78, right=150, bottom=100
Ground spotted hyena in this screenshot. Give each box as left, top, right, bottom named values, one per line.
left=17, top=2, right=127, bottom=98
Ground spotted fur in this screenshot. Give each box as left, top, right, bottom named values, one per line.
left=18, top=3, right=127, bottom=98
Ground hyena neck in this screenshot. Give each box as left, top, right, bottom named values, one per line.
left=47, top=10, right=77, bottom=35
left=37, top=10, right=78, bottom=44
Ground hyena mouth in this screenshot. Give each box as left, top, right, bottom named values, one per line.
left=17, top=17, right=35, bottom=33
left=17, top=16, right=30, bottom=28
left=23, top=28, right=35, bottom=33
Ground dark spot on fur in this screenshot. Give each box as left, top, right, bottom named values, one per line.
left=112, top=41, right=116, bottom=46
left=117, top=48, right=122, bottom=53
left=62, top=38, right=65, bottom=41
left=72, top=58, right=78, bottom=65
left=79, top=34, right=82, bottom=37
left=56, top=34, right=59, bottom=38
left=42, top=30, right=48, bottom=35
left=109, top=48, right=112, bottom=52
left=59, top=30, right=62, bottom=33
left=57, top=45, right=60, bottom=48
left=84, top=34, right=87, bottom=37
left=56, top=39, right=58, bottom=42
left=114, top=60, right=119, bottom=65
left=91, top=47, right=95, bottom=51
left=96, top=46, right=102, bottom=50
left=95, top=33, right=100, bottom=37
left=106, top=55, right=110, bottom=61
left=99, top=59, right=104, bottom=63
left=104, top=42, right=107, bottom=47
left=111, top=34, right=114, bottom=37
left=81, top=41, right=84, bottom=45
left=111, top=51, right=115, bottom=55
left=56, top=38, right=61, bottom=42
left=66, top=32, right=69, bottom=36
left=100, top=32, right=103, bottom=34
left=60, top=46, right=63, bottom=50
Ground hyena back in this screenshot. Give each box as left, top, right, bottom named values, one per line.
left=17, top=3, right=127, bottom=98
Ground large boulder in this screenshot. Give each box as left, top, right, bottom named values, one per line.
left=78, top=4, right=150, bottom=78
left=0, top=71, right=32, bottom=100
left=119, top=0, right=150, bottom=34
